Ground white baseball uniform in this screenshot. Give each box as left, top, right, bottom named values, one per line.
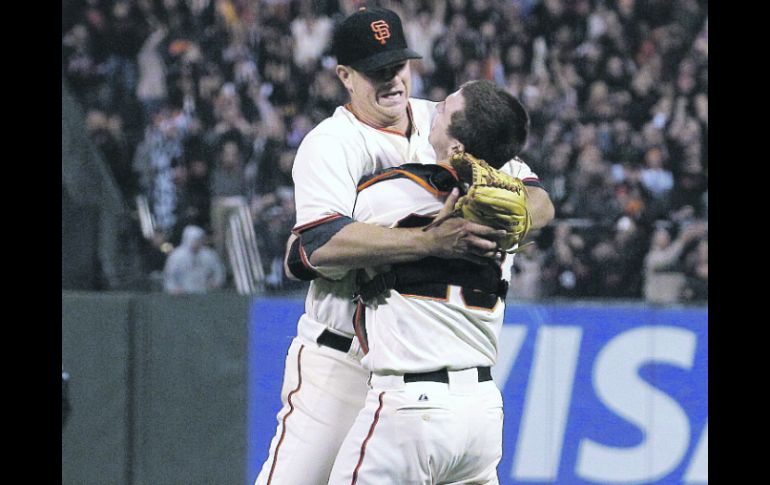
left=255, top=98, right=438, bottom=485
left=327, top=159, right=541, bottom=485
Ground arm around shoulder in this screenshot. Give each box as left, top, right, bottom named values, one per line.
left=527, top=186, right=555, bottom=230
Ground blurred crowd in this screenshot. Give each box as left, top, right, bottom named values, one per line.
left=62, top=0, right=707, bottom=302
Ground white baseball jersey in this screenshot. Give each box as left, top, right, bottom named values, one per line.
left=329, top=158, right=541, bottom=485
left=352, top=158, right=540, bottom=374
left=291, top=98, right=438, bottom=344
left=255, top=99, right=437, bottom=485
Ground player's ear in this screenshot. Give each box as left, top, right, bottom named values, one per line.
left=447, top=141, right=464, bottom=158
left=336, top=65, right=354, bottom=92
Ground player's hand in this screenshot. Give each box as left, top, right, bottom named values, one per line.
left=423, top=188, right=507, bottom=264
left=432, top=187, right=461, bottom=222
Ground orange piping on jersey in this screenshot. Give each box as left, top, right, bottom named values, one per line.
left=357, top=170, right=450, bottom=197
left=344, top=102, right=416, bottom=138
left=298, top=243, right=316, bottom=275
left=436, top=162, right=459, bottom=181
left=292, top=213, right=343, bottom=234
left=353, top=301, right=369, bottom=355
left=351, top=391, right=386, bottom=485
left=267, top=345, right=305, bottom=485
left=356, top=171, right=399, bottom=191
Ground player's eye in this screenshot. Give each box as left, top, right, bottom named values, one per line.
left=367, top=62, right=407, bottom=82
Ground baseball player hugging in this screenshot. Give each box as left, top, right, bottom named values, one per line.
left=327, top=80, right=552, bottom=484
left=255, top=8, right=438, bottom=485
left=254, top=7, right=554, bottom=485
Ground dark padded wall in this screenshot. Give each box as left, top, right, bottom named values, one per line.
left=62, top=292, right=251, bottom=485
left=62, top=292, right=133, bottom=485
left=131, top=292, right=250, bottom=485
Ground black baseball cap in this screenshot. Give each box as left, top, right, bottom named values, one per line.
left=332, top=7, right=422, bottom=73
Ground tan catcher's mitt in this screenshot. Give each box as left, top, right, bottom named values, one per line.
left=447, top=151, right=532, bottom=253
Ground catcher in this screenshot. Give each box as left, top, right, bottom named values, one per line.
left=326, top=80, right=554, bottom=484
left=423, top=150, right=534, bottom=254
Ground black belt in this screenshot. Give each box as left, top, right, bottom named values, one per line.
left=404, top=367, right=492, bottom=384
left=317, top=329, right=353, bottom=353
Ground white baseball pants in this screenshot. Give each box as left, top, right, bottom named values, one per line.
left=254, top=336, right=370, bottom=485
left=328, top=367, right=504, bottom=485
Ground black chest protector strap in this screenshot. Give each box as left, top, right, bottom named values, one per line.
left=356, top=257, right=508, bottom=302
left=357, top=163, right=461, bottom=195
left=354, top=163, right=506, bottom=301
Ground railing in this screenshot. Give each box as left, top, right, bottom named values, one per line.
left=136, top=194, right=265, bottom=294
left=135, top=195, right=156, bottom=240
left=223, top=200, right=265, bottom=295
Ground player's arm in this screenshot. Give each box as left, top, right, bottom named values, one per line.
left=526, top=185, right=555, bottom=230
left=291, top=134, right=502, bottom=279
left=309, top=198, right=504, bottom=269
left=290, top=189, right=504, bottom=279
left=283, top=233, right=300, bottom=281
left=505, top=157, right=555, bottom=230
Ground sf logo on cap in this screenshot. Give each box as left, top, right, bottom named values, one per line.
left=370, top=20, right=390, bottom=45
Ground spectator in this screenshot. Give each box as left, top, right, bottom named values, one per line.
left=63, top=0, right=708, bottom=296
left=255, top=187, right=296, bottom=289
left=643, top=222, right=706, bottom=303
left=178, top=156, right=211, bottom=233
left=608, top=215, right=649, bottom=298
left=640, top=146, right=674, bottom=198
left=510, top=242, right=545, bottom=300
left=132, top=108, right=190, bottom=235
left=103, top=0, right=147, bottom=109
left=136, top=27, right=169, bottom=123
left=403, top=2, right=446, bottom=75
left=600, top=215, right=648, bottom=298
left=209, top=139, right=249, bottom=259
left=163, top=225, right=225, bottom=294
left=681, top=235, right=708, bottom=302
left=290, top=1, right=334, bottom=70
left=540, top=141, right=573, bottom=216
left=210, top=139, right=248, bottom=198
left=86, top=109, right=137, bottom=199
left=541, top=221, right=592, bottom=298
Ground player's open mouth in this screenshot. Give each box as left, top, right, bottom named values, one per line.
left=379, top=90, right=404, bottom=104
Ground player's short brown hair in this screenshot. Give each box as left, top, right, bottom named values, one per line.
left=449, top=80, right=530, bottom=169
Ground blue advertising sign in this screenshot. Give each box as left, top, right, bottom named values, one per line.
left=247, top=300, right=707, bottom=484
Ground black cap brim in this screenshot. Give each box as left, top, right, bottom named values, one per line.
left=349, top=48, right=422, bottom=73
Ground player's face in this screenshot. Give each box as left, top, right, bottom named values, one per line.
left=429, top=87, right=466, bottom=159
left=339, top=61, right=412, bottom=123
